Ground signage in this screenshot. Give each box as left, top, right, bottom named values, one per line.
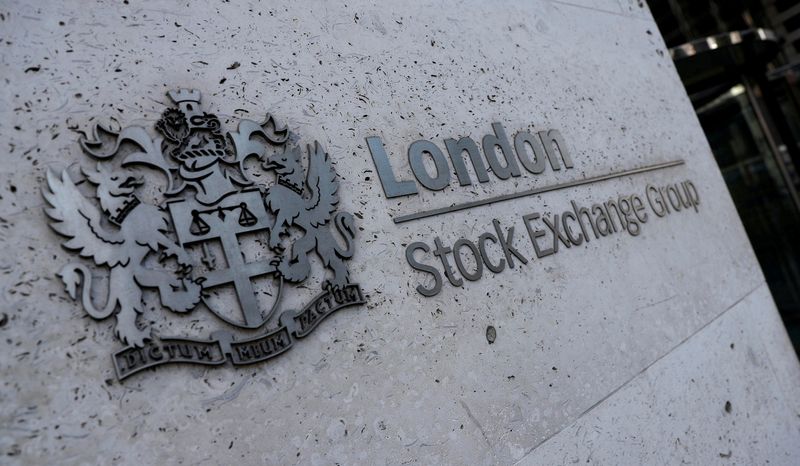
left=366, top=124, right=699, bottom=296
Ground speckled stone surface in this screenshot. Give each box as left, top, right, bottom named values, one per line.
left=1, top=0, right=799, bottom=464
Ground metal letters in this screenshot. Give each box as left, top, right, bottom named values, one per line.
left=404, top=180, right=699, bottom=297
left=44, top=89, right=364, bottom=380
left=370, top=118, right=695, bottom=298
left=366, top=124, right=574, bottom=199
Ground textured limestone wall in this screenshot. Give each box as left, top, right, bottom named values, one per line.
left=1, top=0, right=799, bottom=464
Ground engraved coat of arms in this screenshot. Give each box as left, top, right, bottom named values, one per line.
left=43, top=89, right=364, bottom=380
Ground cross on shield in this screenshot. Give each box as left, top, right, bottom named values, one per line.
left=168, top=188, right=281, bottom=328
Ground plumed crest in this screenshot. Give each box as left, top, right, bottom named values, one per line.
left=82, top=163, right=110, bottom=185
left=80, top=124, right=178, bottom=194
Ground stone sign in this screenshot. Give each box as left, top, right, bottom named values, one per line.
left=1, top=0, right=799, bottom=464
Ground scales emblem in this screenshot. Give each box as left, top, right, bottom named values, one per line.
left=43, top=89, right=364, bottom=380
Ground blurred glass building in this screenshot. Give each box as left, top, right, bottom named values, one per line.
left=649, top=0, right=800, bottom=350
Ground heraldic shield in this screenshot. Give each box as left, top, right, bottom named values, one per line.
left=168, top=189, right=282, bottom=329
left=42, top=89, right=365, bottom=381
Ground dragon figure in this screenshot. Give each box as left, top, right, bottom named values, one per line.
left=44, top=165, right=204, bottom=347
left=262, top=142, right=356, bottom=289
